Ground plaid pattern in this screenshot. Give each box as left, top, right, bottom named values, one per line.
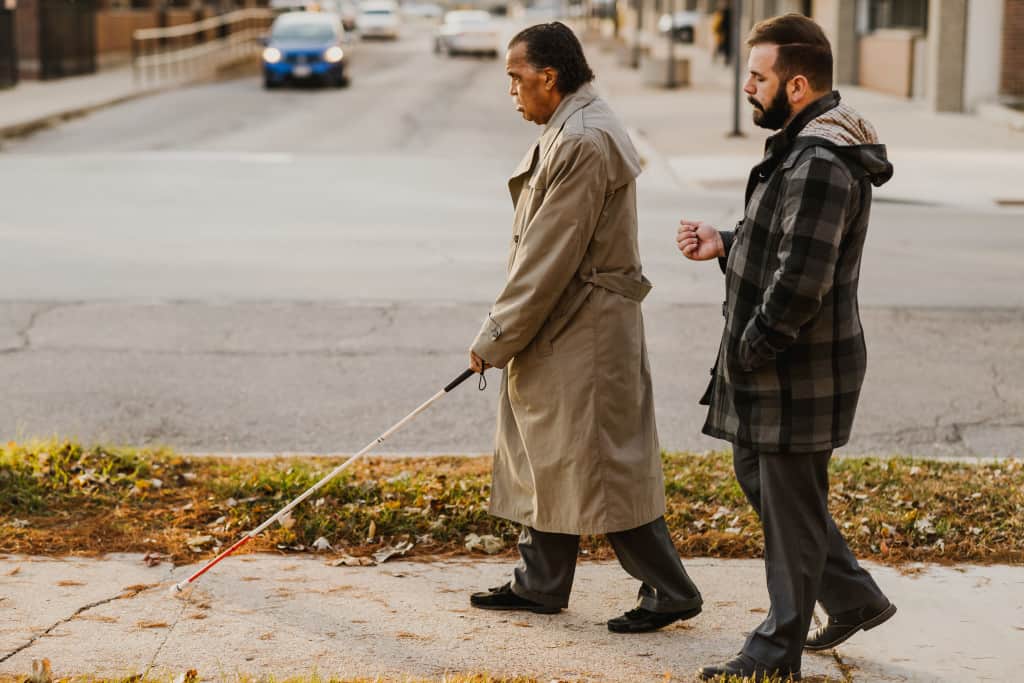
left=701, top=92, right=891, bottom=454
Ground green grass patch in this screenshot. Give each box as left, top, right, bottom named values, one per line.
left=1, top=440, right=1022, bottom=565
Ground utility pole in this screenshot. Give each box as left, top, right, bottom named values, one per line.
left=728, top=0, right=744, bottom=137
left=630, top=0, right=642, bottom=68
left=665, top=0, right=675, bottom=88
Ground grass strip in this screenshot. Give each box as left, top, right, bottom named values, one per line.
left=1, top=440, right=1022, bottom=565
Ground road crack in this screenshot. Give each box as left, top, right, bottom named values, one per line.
left=0, top=583, right=157, bottom=664
left=0, top=303, right=70, bottom=355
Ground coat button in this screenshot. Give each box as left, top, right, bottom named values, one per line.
left=512, top=235, right=520, bottom=243
left=721, top=301, right=727, bottom=318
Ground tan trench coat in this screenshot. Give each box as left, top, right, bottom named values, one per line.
left=471, top=83, right=664, bottom=535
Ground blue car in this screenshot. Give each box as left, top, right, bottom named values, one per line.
left=263, top=12, right=350, bottom=89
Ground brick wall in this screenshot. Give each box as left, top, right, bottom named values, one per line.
left=14, top=0, right=39, bottom=77
left=1004, top=0, right=1024, bottom=96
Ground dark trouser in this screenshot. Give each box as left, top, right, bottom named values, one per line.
left=733, top=445, right=889, bottom=668
left=509, top=516, right=702, bottom=613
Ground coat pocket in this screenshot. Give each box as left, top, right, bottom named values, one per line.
left=536, top=284, right=595, bottom=357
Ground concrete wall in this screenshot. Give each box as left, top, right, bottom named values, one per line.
left=927, top=0, right=968, bottom=112
left=1004, top=0, right=1024, bottom=97
left=963, top=0, right=1004, bottom=111
left=812, top=0, right=856, bottom=85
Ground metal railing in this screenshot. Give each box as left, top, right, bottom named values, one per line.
left=132, top=9, right=274, bottom=85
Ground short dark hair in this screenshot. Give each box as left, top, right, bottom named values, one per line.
left=508, top=22, right=595, bottom=95
left=746, top=13, right=833, bottom=91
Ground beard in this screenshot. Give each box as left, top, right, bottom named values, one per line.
left=749, top=81, right=792, bottom=130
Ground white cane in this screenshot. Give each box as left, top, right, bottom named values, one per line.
left=172, top=368, right=480, bottom=594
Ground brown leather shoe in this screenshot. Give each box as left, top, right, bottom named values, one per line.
left=804, top=601, right=897, bottom=651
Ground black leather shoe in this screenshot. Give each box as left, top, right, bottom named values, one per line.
left=804, top=601, right=897, bottom=651
left=469, top=583, right=561, bottom=614
left=698, top=653, right=801, bottom=681
left=607, top=605, right=702, bottom=633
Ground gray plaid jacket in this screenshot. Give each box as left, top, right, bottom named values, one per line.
left=700, top=92, right=893, bottom=454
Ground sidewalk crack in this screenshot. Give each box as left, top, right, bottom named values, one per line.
left=142, top=566, right=187, bottom=677
left=0, top=583, right=156, bottom=664
left=810, top=613, right=855, bottom=682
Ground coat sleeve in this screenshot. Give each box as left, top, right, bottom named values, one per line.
left=471, top=134, right=608, bottom=368
left=717, top=228, right=735, bottom=274
left=738, top=152, right=853, bottom=371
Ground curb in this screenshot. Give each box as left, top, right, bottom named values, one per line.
left=976, top=101, right=1024, bottom=132
left=0, top=87, right=170, bottom=143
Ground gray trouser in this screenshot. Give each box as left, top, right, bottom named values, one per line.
left=733, top=445, right=888, bottom=668
left=509, top=516, right=703, bottom=613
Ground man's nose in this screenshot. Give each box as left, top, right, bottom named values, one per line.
left=743, top=79, right=756, bottom=95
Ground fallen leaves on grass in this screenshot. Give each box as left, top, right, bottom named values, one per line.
left=3, top=440, right=1023, bottom=565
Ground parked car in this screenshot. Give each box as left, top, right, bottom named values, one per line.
left=657, top=10, right=699, bottom=44
left=262, top=12, right=350, bottom=89
left=402, top=2, right=443, bottom=20
left=358, top=1, right=401, bottom=40
left=434, top=10, right=500, bottom=57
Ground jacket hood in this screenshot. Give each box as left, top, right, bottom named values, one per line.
left=798, top=101, right=893, bottom=187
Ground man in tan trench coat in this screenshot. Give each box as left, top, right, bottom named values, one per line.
left=466, top=22, right=703, bottom=633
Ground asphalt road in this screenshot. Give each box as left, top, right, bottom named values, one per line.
left=1, top=25, right=1022, bottom=457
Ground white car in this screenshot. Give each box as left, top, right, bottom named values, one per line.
left=358, top=1, right=401, bottom=39
left=402, top=2, right=443, bottom=20
left=434, top=10, right=500, bottom=57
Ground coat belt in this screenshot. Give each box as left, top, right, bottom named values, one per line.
left=581, top=270, right=652, bottom=302
left=542, top=270, right=652, bottom=345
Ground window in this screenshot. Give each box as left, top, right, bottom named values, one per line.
left=866, top=0, right=928, bottom=31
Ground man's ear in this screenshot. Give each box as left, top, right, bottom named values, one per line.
left=542, top=67, right=559, bottom=91
left=788, top=74, right=811, bottom=103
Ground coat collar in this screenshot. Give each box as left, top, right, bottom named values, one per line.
left=744, top=90, right=842, bottom=202
left=764, top=90, right=842, bottom=159
left=507, top=82, right=599, bottom=197
left=538, top=82, right=599, bottom=158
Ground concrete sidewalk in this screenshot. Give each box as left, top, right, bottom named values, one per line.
left=0, top=553, right=1020, bottom=680
left=0, top=67, right=168, bottom=142
left=584, top=40, right=1024, bottom=212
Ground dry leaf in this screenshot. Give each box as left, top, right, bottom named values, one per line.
left=278, top=511, right=295, bottom=530
left=464, top=533, right=504, bottom=554
left=330, top=554, right=376, bottom=567
left=367, top=520, right=377, bottom=541
left=5, top=566, right=21, bottom=577
left=373, top=540, right=414, bottom=564
left=142, top=552, right=170, bottom=567
left=172, top=670, right=198, bottom=683
left=57, top=580, right=84, bottom=587
left=29, top=659, right=52, bottom=683
left=186, top=535, right=214, bottom=551
left=137, top=621, right=169, bottom=629
left=312, top=537, right=333, bottom=552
